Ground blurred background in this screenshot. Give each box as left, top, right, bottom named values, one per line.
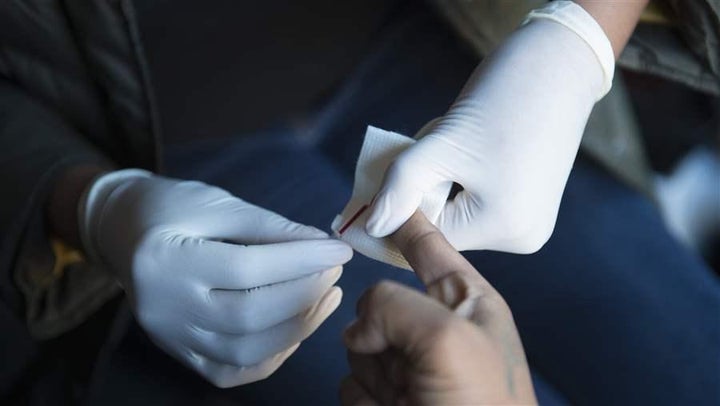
left=2, top=0, right=718, bottom=404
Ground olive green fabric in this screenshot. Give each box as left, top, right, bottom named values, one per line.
left=429, top=0, right=720, bottom=94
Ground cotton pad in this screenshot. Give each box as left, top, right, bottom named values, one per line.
left=330, top=126, right=451, bottom=270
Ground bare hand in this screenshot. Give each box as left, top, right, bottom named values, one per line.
left=341, top=211, right=536, bottom=405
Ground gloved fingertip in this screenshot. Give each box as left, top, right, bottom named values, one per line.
left=327, top=286, right=343, bottom=309
left=318, top=286, right=343, bottom=320
left=366, top=209, right=409, bottom=239
left=366, top=188, right=422, bottom=238
left=365, top=195, right=392, bottom=237
left=330, top=240, right=354, bottom=263
left=365, top=214, right=387, bottom=238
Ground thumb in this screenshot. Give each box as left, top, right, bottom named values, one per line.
left=365, top=159, right=426, bottom=238
left=435, top=190, right=486, bottom=251
left=390, top=210, right=481, bottom=286
left=344, top=280, right=457, bottom=355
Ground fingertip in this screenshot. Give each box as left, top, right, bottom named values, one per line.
left=326, top=286, right=343, bottom=311
left=321, top=239, right=354, bottom=264
left=337, top=241, right=355, bottom=264
left=365, top=199, right=388, bottom=238
left=365, top=195, right=415, bottom=238
left=327, top=265, right=344, bottom=283
left=317, top=285, right=343, bottom=315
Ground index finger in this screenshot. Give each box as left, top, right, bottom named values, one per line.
left=183, top=238, right=353, bottom=289
left=390, top=211, right=478, bottom=286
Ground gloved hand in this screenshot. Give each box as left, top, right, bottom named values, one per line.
left=366, top=1, right=614, bottom=253
left=78, top=169, right=353, bottom=387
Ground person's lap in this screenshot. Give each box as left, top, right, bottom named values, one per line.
left=88, top=5, right=719, bottom=405
left=306, top=7, right=720, bottom=403
left=168, top=132, right=424, bottom=404
left=467, top=156, right=720, bottom=405
left=106, top=132, right=567, bottom=406
left=88, top=126, right=719, bottom=405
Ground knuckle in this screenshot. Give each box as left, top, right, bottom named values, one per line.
left=493, top=209, right=554, bottom=254
left=469, top=291, right=513, bottom=324
left=358, top=280, right=399, bottom=316
left=510, top=227, right=552, bottom=254
left=495, top=211, right=533, bottom=241
left=369, top=280, right=399, bottom=303
left=135, top=310, right=154, bottom=329
left=428, top=318, right=465, bottom=354
left=404, top=227, right=444, bottom=253
left=483, top=291, right=513, bottom=318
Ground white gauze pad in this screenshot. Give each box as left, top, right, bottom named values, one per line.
left=331, top=126, right=451, bottom=270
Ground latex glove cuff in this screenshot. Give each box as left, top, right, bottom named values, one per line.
left=78, top=168, right=152, bottom=265
left=524, top=0, right=615, bottom=99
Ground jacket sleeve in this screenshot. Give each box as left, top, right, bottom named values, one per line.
left=664, top=0, right=720, bottom=92
left=0, top=77, right=120, bottom=339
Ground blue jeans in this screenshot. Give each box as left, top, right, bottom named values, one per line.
left=88, top=7, right=720, bottom=406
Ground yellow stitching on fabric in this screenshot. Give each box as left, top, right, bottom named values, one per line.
left=640, top=2, right=675, bottom=25
left=51, top=238, right=84, bottom=277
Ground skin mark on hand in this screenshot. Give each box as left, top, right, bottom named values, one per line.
left=501, top=323, right=525, bottom=398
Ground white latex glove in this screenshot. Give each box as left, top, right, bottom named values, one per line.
left=366, top=1, right=614, bottom=253
left=78, top=169, right=353, bottom=387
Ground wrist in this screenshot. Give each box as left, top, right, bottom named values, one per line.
left=524, top=1, right=615, bottom=100
left=46, top=165, right=110, bottom=249
left=77, top=168, right=153, bottom=264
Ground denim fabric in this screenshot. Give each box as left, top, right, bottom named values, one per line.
left=87, top=6, right=719, bottom=406
left=86, top=132, right=570, bottom=406
left=88, top=131, right=718, bottom=405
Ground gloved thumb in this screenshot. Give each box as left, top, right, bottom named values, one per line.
left=435, top=190, right=485, bottom=251
left=365, top=161, right=425, bottom=238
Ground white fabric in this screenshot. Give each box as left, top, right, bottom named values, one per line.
left=331, top=126, right=451, bottom=270
left=524, top=1, right=615, bottom=99
left=364, top=12, right=610, bottom=254
left=655, top=147, right=720, bottom=251
left=79, top=169, right=352, bottom=387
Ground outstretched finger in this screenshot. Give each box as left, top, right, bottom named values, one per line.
left=390, top=210, right=484, bottom=286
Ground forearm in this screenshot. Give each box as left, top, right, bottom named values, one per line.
left=46, top=165, right=109, bottom=249
left=575, top=0, right=649, bottom=58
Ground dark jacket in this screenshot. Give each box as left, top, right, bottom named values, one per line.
left=0, top=0, right=160, bottom=339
